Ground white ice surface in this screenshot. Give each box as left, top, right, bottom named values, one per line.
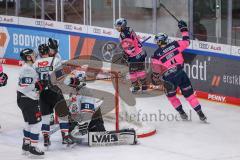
left=0, top=64, right=240, bottom=160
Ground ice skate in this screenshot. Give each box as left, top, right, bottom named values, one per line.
left=22, top=139, right=30, bottom=155
left=29, top=146, right=44, bottom=158
left=197, top=110, right=207, bottom=123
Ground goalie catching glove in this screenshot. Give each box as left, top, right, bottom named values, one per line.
left=64, top=70, right=86, bottom=89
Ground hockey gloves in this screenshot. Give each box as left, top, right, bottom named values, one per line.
left=35, top=81, right=44, bottom=92
left=178, top=20, right=188, bottom=32
left=151, top=72, right=162, bottom=85
left=0, top=72, right=8, bottom=87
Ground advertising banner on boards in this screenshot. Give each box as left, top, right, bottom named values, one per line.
left=0, top=26, right=69, bottom=60
left=1, top=16, right=240, bottom=105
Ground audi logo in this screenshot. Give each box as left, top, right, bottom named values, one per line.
left=199, top=43, right=209, bottom=49
left=35, top=21, right=45, bottom=26
left=93, top=28, right=101, bottom=34
left=64, top=25, right=73, bottom=30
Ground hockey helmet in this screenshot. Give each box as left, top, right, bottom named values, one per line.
left=48, top=38, right=58, bottom=51
left=114, top=18, right=127, bottom=31
left=154, top=33, right=168, bottom=46
left=20, top=48, right=35, bottom=62
left=38, top=44, right=49, bottom=57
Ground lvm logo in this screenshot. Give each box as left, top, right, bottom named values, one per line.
left=92, top=134, right=118, bottom=143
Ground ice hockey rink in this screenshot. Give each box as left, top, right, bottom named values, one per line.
left=1, top=64, right=240, bottom=160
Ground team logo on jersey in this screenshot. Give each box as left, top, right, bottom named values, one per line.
left=69, top=103, right=79, bottom=114
left=38, top=61, right=49, bottom=67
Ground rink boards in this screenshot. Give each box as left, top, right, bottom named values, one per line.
left=0, top=15, right=240, bottom=106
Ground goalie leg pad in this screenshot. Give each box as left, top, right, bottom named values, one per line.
left=88, top=129, right=137, bottom=147
left=88, top=108, right=106, bottom=132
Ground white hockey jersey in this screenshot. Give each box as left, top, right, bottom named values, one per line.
left=33, top=56, right=62, bottom=82
left=17, top=63, right=39, bottom=100
left=65, top=69, right=103, bottom=115
left=68, top=95, right=103, bottom=115
left=55, top=53, right=62, bottom=62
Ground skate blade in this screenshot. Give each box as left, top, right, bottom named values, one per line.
left=182, top=119, right=192, bottom=122
left=62, top=143, right=77, bottom=149
left=202, top=120, right=210, bottom=124
left=28, top=154, right=45, bottom=159
left=200, top=119, right=209, bottom=124
left=22, top=151, right=29, bottom=156
left=43, top=146, right=50, bottom=151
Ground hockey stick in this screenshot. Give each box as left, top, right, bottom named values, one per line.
left=159, top=2, right=196, bottom=38
left=140, top=36, right=152, bottom=44
left=160, top=3, right=180, bottom=22
left=85, top=77, right=118, bottom=82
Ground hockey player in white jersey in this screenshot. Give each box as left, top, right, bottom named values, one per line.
left=34, top=44, right=74, bottom=148
left=47, top=38, right=61, bottom=125
left=17, top=48, right=44, bottom=156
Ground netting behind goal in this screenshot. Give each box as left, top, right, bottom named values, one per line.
left=61, top=60, right=156, bottom=138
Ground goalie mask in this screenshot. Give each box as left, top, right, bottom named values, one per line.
left=64, top=70, right=86, bottom=87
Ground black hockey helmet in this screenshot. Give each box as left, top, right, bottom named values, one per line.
left=154, top=33, right=168, bottom=46
left=48, top=38, right=58, bottom=51
left=38, top=44, right=49, bottom=57
left=20, top=48, right=35, bottom=62
left=114, top=18, right=127, bottom=31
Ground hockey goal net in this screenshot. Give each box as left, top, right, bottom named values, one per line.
left=59, top=59, right=156, bottom=138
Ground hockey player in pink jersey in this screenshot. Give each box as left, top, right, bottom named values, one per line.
left=114, top=18, right=147, bottom=93
left=151, top=20, right=207, bottom=122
